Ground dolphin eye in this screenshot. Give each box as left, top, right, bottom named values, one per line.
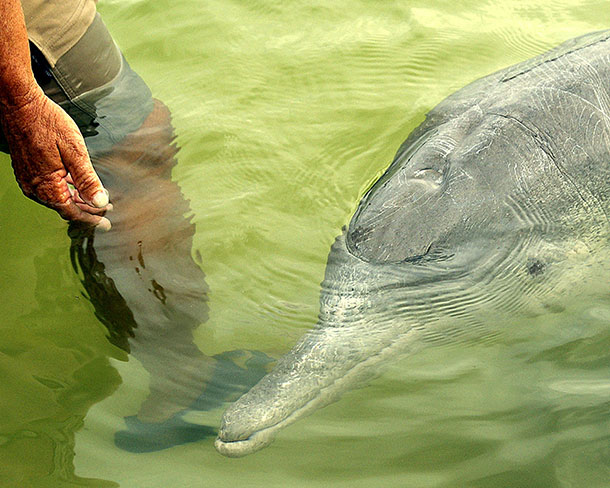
left=413, top=168, right=443, bottom=184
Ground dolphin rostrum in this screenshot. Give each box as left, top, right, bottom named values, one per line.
left=215, top=30, right=610, bottom=457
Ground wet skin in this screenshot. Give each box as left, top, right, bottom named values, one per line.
left=215, top=31, right=610, bottom=456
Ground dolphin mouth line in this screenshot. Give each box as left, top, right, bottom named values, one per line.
left=214, top=327, right=424, bottom=457
left=214, top=417, right=289, bottom=458
left=215, top=376, right=341, bottom=458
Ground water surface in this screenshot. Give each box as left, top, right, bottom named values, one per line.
left=0, top=0, right=608, bottom=486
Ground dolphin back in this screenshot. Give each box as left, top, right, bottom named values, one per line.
left=348, top=30, right=610, bottom=265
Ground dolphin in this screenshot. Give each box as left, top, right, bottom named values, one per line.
left=215, top=30, right=610, bottom=456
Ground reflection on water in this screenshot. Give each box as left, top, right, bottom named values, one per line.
left=0, top=238, right=122, bottom=487
left=66, top=60, right=271, bottom=450
left=70, top=95, right=215, bottom=425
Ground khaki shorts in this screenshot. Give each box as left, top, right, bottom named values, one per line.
left=1, top=13, right=153, bottom=157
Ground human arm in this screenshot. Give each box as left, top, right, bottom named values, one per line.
left=0, top=0, right=111, bottom=229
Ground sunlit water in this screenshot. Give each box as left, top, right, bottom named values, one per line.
left=1, top=0, right=609, bottom=486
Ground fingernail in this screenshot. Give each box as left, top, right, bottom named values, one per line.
left=92, top=189, right=109, bottom=208
left=96, top=217, right=112, bottom=232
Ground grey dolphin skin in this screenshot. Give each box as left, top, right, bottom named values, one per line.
left=215, top=30, right=610, bottom=457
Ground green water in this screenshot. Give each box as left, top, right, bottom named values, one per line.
left=1, top=0, right=609, bottom=486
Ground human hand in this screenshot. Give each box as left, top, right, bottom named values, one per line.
left=0, top=83, right=111, bottom=230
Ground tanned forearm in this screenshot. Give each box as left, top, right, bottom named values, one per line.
left=0, top=0, right=38, bottom=109
left=0, top=0, right=111, bottom=229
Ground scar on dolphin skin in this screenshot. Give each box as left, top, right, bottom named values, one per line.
left=215, top=30, right=610, bottom=457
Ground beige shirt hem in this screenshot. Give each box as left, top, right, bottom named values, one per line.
left=23, top=0, right=97, bottom=67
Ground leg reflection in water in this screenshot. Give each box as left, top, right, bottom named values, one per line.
left=34, top=15, right=271, bottom=453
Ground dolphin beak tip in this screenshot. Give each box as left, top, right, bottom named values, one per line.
left=214, top=429, right=277, bottom=458
left=214, top=437, right=251, bottom=458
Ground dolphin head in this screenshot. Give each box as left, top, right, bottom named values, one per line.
left=214, top=229, right=495, bottom=457
left=214, top=105, right=605, bottom=456
left=214, top=121, right=514, bottom=457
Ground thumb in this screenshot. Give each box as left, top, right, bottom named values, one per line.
left=59, top=133, right=109, bottom=208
